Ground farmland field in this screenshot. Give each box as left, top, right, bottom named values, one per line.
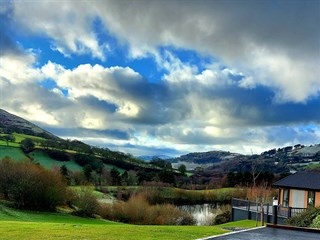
left=0, top=146, right=27, bottom=160
left=29, top=150, right=83, bottom=171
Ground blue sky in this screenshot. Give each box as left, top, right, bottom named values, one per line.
left=0, top=0, right=319, bottom=156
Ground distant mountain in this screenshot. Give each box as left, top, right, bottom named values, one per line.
left=169, top=150, right=243, bottom=164
left=138, top=155, right=173, bottom=161
left=0, top=109, right=58, bottom=139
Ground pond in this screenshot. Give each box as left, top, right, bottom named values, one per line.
left=178, top=204, right=218, bottom=225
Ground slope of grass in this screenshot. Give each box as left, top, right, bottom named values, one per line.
left=0, top=140, right=20, bottom=147
left=0, top=204, right=111, bottom=225
left=29, top=150, right=83, bottom=171
left=0, top=205, right=229, bottom=240
left=0, top=146, right=27, bottom=160
left=11, top=133, right=45, bottom=143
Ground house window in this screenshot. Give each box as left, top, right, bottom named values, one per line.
left=283, top=189, right=289, bottom=207
left=308, top=191, right=315, bottom=207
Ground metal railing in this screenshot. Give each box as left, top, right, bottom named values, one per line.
left=232, top=198, right=307, bottom=219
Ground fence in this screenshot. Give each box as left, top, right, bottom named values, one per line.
left=231, top=198, right=306, bottom=225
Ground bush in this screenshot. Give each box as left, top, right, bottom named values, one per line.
left=310, top=214, right=320, bottom=228
left=73, top=188, right=100, bottom=217
left=213, top=205, right=231, bottom=225
left=286, top=207, right=320, bottom=227
left=20, top=138, right=35, bottom=153
left=46, top=150, right=70, bottom=161
left=0, top=158, right=68, bottom=210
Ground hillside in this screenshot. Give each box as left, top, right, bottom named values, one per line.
left=169, top=151, right=243, bottom=164
left=0, top=109, right=160, bottom=174
left=0, top=109, right=57, bottom=139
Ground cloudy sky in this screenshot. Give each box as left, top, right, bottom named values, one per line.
left=0, top=0, right=319, bottom=157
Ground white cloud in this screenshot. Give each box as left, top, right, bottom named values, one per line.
left=42, top=63, right=144, bottom=118
left=12, top=1, right=105, bottom=60
left=0, top=51, right=43, bottom=84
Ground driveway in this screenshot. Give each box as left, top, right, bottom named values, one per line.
left=202, top=227, right=320, bottom=240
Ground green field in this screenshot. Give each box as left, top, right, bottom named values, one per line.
left=0, top=133, right=44, bottom=144
left=0, top=205, right=229, bottom=240
left=0, top=146, right=27, bottom=160
left=29, top=150, right=83, bottom=171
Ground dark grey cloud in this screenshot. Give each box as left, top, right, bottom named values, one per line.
left=0, top=1, right=22, bottom=56
left=45, top=127, right=130, bottom=140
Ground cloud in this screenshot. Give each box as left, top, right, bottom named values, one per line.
left=9, top=0, right=319, bottom=102
left=93, top=0, right=320, bottom=102
left=1, top=0, right=320, bottom=156
left=12, top=0, right=105, bottom=60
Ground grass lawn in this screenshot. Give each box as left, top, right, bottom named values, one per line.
left=0, top=205, right=229, bottom=240
left=217, top=220, right=263, bottom=228
left=0, top=221, right=228, bottom=240
left=0, top=146, right=27, bottom=160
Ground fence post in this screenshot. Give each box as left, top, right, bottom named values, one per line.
left=272, top=205, right=278, bottom=225
left=266, top=203, right=270, bottom=223
left=288, top=207, right=292, bottom=218
left=247, top=200, right=251, bottom=220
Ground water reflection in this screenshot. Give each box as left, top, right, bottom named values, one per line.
left=178, top=204, right=217, bottom=225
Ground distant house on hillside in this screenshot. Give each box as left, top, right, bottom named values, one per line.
left=273, top=171, right=320, bottom=208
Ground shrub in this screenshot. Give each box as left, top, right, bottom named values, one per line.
left=20, top=138, right=35, bottom=153
left=310, top=214, right=320, bottom=228
left=0, top=158, right=68, bottom=210
left=213, top=205, right=232, bottom=225
left=73, top=188, right=100, bottom=217
left=286, top=207, right=320, bottom=227
left=46, top=149, right=70, bottom=161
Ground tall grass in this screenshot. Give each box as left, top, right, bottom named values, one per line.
left=99, top=194, right=195, bottom=225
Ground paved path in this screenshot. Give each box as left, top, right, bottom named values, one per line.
left=203, top=227, right=320, bottom=240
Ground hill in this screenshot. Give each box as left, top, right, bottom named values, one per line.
left=0, top=109, right=160, bottom=174
left=169, top=151, right=243, bottom=164
left=0, top=109, right=57, bottom=139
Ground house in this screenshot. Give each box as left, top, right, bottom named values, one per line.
left=273, top=171, right=320, bottom=208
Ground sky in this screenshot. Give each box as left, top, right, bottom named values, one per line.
left=0, top=0, right=319, bottom=157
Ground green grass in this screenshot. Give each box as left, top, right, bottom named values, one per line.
left=0, top=146, right=27, bottom=160
left=305, top=163, right=320, bottom=169
left=0, top=221, right=228, bottom=240
left=0, top=204, right=111, bottom=225
left=29, top=150, right=83, bottom=171
left=0, top=205, right=229, bottom=240
left=217, top=220, right=263, bottom=228
left=104, top=164, right=125, bottom=173
left=0, top=140, right=20, bottom=147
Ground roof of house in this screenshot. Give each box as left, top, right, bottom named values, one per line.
left=273, top=171, right=320, bottom=191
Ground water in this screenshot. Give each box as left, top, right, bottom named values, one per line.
left=178, top=204, right=217, bottom=225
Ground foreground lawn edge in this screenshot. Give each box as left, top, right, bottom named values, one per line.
left=0, top=221, right=229, bottom=240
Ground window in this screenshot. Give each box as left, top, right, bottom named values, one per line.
left=283, top=189, right=289, bottom=207
left=308, top=191, right=315, bottom=207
